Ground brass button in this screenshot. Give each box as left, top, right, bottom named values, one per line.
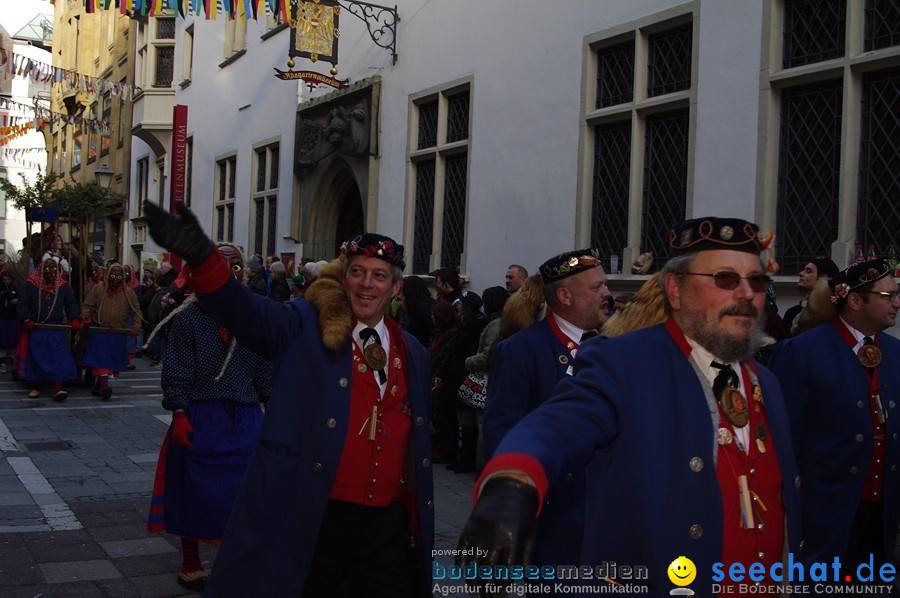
left=421, top=459, right=431, bottom=468
left=374, top=462, right=380, bottom=468
left=689, top=524, right=703, bottom=539
left=850, top=466, right=859, bottom=474
left=750, top=468, right=757, bottom=476
left=338, top=377, right=348, bottom=388
left=326, top=418, right=337, bottom=428
left=564, top=473, right=575, bottom=482
left=372, top=478, right=377, bottom=484
left=855, top=433, right=865, bottom=442
left=857, top=400, right=865, bottom=408
left=758, top=551, right=764, bottom=559
left=313, top=463, right=323, bottom=472
left=890, top=400, right=896, bottom=408
left=367, top=494, right=373, bottom=500
left=415, top=417, right=425, bottom=426
left=689, top=457, right=703, bottom=473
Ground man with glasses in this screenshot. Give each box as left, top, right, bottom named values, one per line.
left=771, top=258, right=900, bottom=591
left=456, top=217, right=800, bottom=595
left=81, top=263, right=143, bottom=400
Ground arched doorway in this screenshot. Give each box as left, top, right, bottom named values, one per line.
left=334, top=180, right=364, bottom=254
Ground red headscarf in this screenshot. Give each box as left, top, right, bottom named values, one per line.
left=27, top=258, right=67, bottom=299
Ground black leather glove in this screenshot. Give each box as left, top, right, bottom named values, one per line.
left=456, top=477, right=539, bottom=570
left=143, top=200, right=215, bottom=268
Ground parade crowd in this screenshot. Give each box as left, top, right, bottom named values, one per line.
left=4, top=206, right=898, bottom=597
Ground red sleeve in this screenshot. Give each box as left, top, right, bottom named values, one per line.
left=473, top=453, right=549, bottom=515
left=186, top=252, right=231, bottom=293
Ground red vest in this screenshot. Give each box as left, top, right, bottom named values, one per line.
left=716, top=363, right=785, bottom=593
left=330, top=324, right=412, bottom=506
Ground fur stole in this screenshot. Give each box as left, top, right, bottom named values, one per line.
left=494, top=274, right=547, bottom=346
left=601, top=275, right=668, bottom=337
left=791, top=277, right=836, bottom=335
left=305, top=259, right=353, bottom=355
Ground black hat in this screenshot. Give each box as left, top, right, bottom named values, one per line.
left=340, top=233, right=405, bottom=270
left=668, top=217, right=764, bottom=256
left=829, top=258, right=892, bottom=300
left=539, top=248, right=601, bottom=284
left=810, top=256, right=839, bottom=279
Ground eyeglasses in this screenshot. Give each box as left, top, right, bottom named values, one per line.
left=863, top=290, right=900, bottom=301
left=681, top=272, right=772, bottom=293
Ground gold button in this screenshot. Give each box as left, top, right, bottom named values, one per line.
left=689, top=524, right=703, bottom=539
left=415, top=417, right=424, bottom=426
left=338, top=378, right=348, bottom=388
left=326, top=418, right=337, bottom=428
left=422, top=459, right=431, bottom=468
left=313, top=463, right=323, bottom=472
left=372, top=478, right=377, bottom=484
left=374, top=462, right=380, bottom=468
left=376, top=446, right=382, bottom=452
left=689, top=457, right=703, bottom=472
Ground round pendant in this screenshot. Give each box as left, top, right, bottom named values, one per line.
left=559, top=355, right=569, bottom=365
left=717, top=427, right=734, bottom=446
left=859, top=344, right=882, bottom=368
left=720, top=387, right=750, bottom=428
left=364, top=343, right=388, bottom=371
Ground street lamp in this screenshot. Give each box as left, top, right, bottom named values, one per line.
left=94, top=164, right=115, bottom=188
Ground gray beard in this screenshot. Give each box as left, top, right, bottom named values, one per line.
left=689, top=312, right=768, bottom=363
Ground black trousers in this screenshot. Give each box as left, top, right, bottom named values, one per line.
left=302, top=499, right=420, bottom=598
left=844, top=500, right=895, bottom=596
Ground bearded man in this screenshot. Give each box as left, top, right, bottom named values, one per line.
left=81, top=263, right=143, bottom=400
left=457, top=217, right=801, bottom=595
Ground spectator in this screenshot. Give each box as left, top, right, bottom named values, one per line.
left=402, top=275, right=435, bottom=348
left=267, top=261, right=291, bottom=302
left=505, top=264, right=528, bottom=293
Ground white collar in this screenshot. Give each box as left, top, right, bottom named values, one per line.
left=552, top=312, right=587, bottom=345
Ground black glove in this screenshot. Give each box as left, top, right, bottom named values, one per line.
left=456, top=477, right=539, bottom=570
left=143, top=200, right=216, bottom=268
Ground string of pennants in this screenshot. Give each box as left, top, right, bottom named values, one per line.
left=0, top=123, right=36, bottom=146
left=0, top=98, right=112, bottom=135
left=82, top=0, right=297, bottom=22
left=0, top=49, right=138, bottom=104
left=0, top=147, right=46, bottom=170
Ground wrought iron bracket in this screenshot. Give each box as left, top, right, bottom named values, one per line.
left=338, top=0, right=399, bottom=64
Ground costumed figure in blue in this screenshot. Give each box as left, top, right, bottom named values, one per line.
left=81, top=263, right=143, bottom=400
left=771, top=258, right=900, bottom=593
left=146, top=243, right=272, bottom=592
left=483, top=248, right=611, bottom=580
left=458, top=217, right=801, bottom=596
left=15, top=257, right=81, bottom=401
left=144, top=201, right=434, bottom=597
left=0, top=271, right=22, bottom=374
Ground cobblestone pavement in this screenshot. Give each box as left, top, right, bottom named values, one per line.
left=0, top=357, right=477, bottom=597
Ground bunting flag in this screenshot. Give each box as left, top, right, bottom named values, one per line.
left=0, top=122, right=36, bottom=146
left=76, top=0, right=293, bottom=21
left=0, top=49, right=139, bottom=104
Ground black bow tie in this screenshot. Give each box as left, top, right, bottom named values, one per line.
left=580, top=330, right=598, bottom=343
left=711, top=361, right=739, bottom=398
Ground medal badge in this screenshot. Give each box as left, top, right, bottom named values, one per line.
left=717, top=427, right=734, bottom=446
left=720, top=387, right=749, bottom=428
left=858, top=344, right=882, bottom=368
left=364, top=343, right=388, bottom=371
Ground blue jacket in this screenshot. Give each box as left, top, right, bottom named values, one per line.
left=771, top=321, right=900, bottom=566
left=197, top=276, right=434, bottom=597
left=493, top=323, right=801, bottom=595
left=483, top=317, right=586, bottom=566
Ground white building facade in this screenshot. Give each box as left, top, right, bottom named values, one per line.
left=128, top=0, right=900, bottom=316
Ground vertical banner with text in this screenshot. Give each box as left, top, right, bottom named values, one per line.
left=168, top=104, right=188, bottom=270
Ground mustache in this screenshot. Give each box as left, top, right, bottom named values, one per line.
left=719, top=303, right=760, bottom=319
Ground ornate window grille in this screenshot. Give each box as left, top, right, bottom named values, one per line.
left=864, top=0, right=900, bottom=51
left=648, top=24, right=692, bottom=97
left=642, top=110, right=689, bottom=270
left=596, top=40, right=634, bottom=108
left=417, top=101, right=438, bottom=149
left=412, top=160, right=435, bottom=274
left=776, top=81, right=842, bottom=274
left=782, top=0, right=846, bottom=68
left=441, top=155, right=468, bottom=270
left=591, top=121, right=631, bottom=272
left=857, top=67, right=900, bottom=252
left=447, top=92, right=470, bottom=143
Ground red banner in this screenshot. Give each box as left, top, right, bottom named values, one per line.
left=169, top=104, right=188, bottom=270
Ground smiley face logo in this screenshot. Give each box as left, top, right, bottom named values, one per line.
left=667, top=556, right=696, bottom=586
